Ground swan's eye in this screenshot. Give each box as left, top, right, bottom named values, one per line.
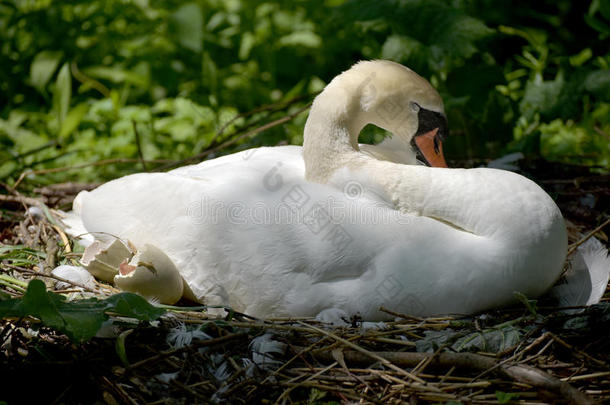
left=410, top=102, right=420, bottom=112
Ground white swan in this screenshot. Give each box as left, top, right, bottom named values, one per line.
left=63, top=60, right=567, bottom=319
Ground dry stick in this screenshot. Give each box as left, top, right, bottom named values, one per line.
left=547, top=332, right=606, bottom=367
left=593, top=125, right=610, bottom=141
left=210, top=93, right=314, bottom=145
left=12, top=158, right=171, bottom=190
left=471, top=331, right=551, bottom=382
left=131, top=120, right=148, bottom=171
left=71, top=62, right=110, bottom=98
left=6, top=141, right=58, bottom=162
left=274, top=361, right=338, bottom=405
left=52, top=225, right=72, bottom=254
left=296, top=321, right=431, bottom=388
left=379, top=306, right=426, bottom=322
left=0, top=194, right=43, bottom=206
left=155, top=104, right=311, bottom=172
left=563, top=371, right=610, bottom=382
left=567, top=218, right=610, bottom=257
left=310, top=350, right=595, bottom=405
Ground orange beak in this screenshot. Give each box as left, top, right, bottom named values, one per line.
left=414, top=128, right=448, bottom=168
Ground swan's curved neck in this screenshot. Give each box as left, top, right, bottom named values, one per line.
left=303, top=84, right=369, bottom=182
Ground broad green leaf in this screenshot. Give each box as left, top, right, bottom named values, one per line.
left=54, top=63, right=72, bottom=125
left=82, top=66, right=148, bottom=87
left=381, top=35, right=425, bottom=64
left=519, top=75, right=564, bottom=119
left=202, top=52, right=218, bottom=95
left=278, top=31, right=321, bottom=48
left=30, top=50, right=63, bottom=93
left=452, top=325, right=521, bottom=353
left=0, top=280, right=165, bottom=343
left=239, top=32, right=256, bottom=60
left=569, top=48, right=593, bottom=67
left=585, top=70, right=610, bottom=99
left=104, top=293, right=165, bottom=321
left=59, top=103, right=89, bottom=138
left=171, top=3, right=203, bottom=52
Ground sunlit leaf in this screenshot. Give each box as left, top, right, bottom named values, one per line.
left=59, top=103, right=89, bottom=138
left=53, top=63, right=72, bottom=125
left=83, top=66, right=148, bottom=87
left=278, top=31, right=321, bottom=48
left=29, top=50, right=63, bottom=93
left=171, top=3, right=203, bottom=52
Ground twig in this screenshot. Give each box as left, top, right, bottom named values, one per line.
left=0, top=141, right=58, bottom=164
left=155, top=104, right=311, bottom=171
left=310, top=349, right=594, bottom=405
left=71, top=62, right=110, bottom=98
left=547, top=332, right=606, bottom=367
left=567, top=218, right=610, bottom=257
left=13, top=158, right=171, bottom=190
left=593, top=125, right=610, bottom=141
left=132, top=120, right=148, bottom=172
left=379, top=306, right=425, bottom=322
left=0, top=194, right=43, bottom=206
left=210, top=93, right=314, bottom=145
left=296, top=321, right=430, bottom=387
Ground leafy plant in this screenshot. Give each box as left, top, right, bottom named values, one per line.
left=0, top=280, right=165, bottom=342
left=0, top=0, right=607, bottom=192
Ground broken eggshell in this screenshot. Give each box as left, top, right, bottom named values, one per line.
left=114, top=244, right=184, bottom=305
left=81, top=239, right=133, bottom=282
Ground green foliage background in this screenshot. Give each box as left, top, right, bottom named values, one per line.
left=1, top=0, right=609, bottom=188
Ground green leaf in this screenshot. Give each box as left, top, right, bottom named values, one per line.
left=381, top=35, right=425, bottom=65
left=115, top=329, right=133, bottom=367
left=0, top=280, right=165, bottom=343
left=59, top=103, right=89, bottom=138
left=171, top=3, right=203, bottom=52
left=30, top=50, right=63, bottom=93
left=496, top=391, right=520, bottom=404
left=82, top=66, right=148, bottom=87
left=54, top=63, right=72, bottom=125
left=519, top=75, right=564, bottom=120
left=585, top=70, right=610, bottom=99
left=278, top=31, right=322, bottom=48
left=452, top=325, right=521, bottom=353
left=104, top=293, right=166, bottom=321
left=601, top=0, right=610, bottom=20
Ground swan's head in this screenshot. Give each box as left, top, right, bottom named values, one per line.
left=308, top=60, right=448, bottom=167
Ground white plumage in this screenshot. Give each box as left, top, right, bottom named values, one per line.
left=62, top=60, right=570, bottom=320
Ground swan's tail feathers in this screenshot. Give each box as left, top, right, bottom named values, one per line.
left=551, top=237, right=610, bottom=308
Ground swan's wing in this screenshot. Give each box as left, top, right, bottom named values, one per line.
left=551, top=237, right=610, bottom=308
left=65, top=145, right=387, bottom=304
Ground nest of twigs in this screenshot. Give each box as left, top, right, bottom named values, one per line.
left=1, top=165, right=609, bottom=405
